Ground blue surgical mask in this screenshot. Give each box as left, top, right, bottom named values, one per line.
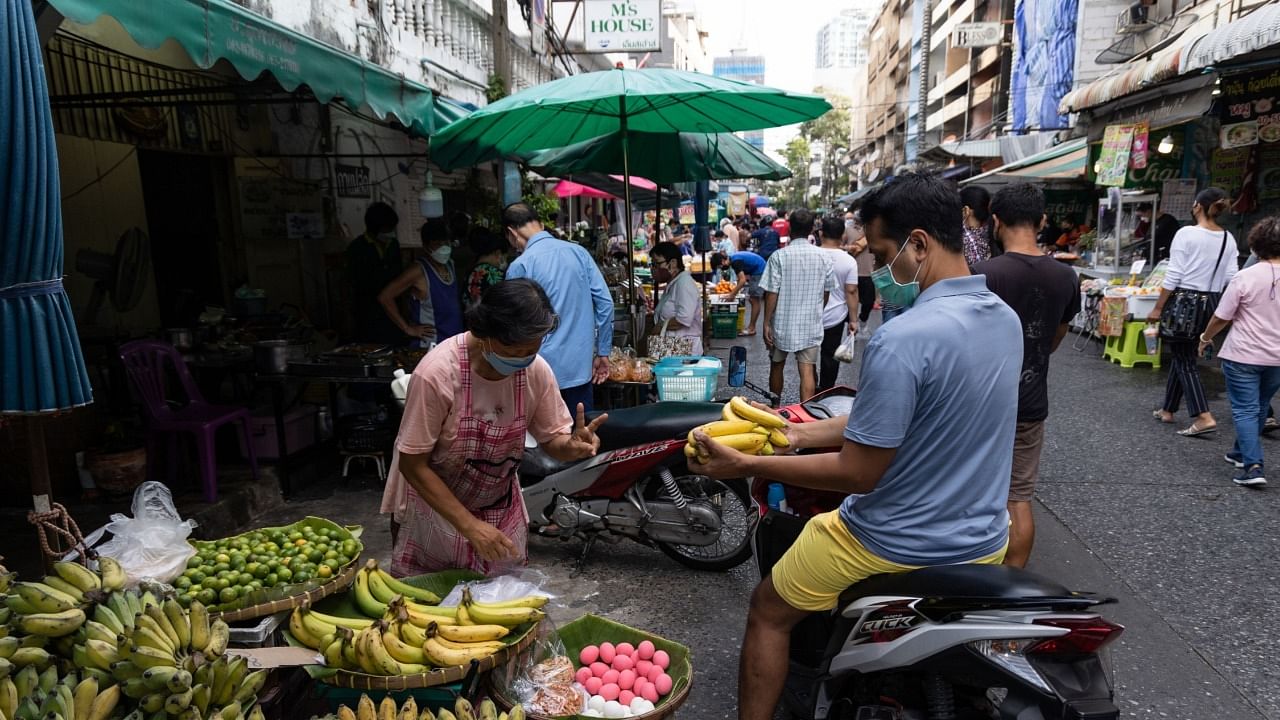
left=871, top=242, right=922, bottom=308
left=483, top=340, right=536, bottom=376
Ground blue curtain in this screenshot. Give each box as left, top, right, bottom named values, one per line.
left=1, top=0, right=93, bottom=413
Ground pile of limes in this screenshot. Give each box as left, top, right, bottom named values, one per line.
left=175, top=522, right=361, bottom=609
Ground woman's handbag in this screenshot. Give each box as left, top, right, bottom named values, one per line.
left=1159, top=232, right=1229, bottom=342
left=647, top=319, right=695, bottom=359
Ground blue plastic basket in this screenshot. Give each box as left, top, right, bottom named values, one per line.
left=654, top=356, right=722, bottom=402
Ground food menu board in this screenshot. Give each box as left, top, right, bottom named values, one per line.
left=1097, top=125, right=1136, bottom=187
left=1219, top=68, right=1280, bottom=149
left=1211, top=147, right=1251, bottom=196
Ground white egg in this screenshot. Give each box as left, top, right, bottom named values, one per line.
left=588, top=695, right=607, bottom=712
left=630, top=697, right=648, bottom=713
left=638, top=699, right=656, bottom=714
left=582, top=710, right=604, bottom=718
left=603, top=700, right=627, bottom=718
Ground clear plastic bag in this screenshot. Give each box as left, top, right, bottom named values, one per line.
left=833, top=333, right=858, bottom=363
left=92, top=481, right=198, bottom=586
left=439, top=569, right=555, bottom=607
left=493, top=617, right=585, bottom=717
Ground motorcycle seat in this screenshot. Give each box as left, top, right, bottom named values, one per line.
left=591, top=401, right=725, bottom=453
left=839, top=564, right=1087, bottom=614
left=519, top=447, right=574, bottom=484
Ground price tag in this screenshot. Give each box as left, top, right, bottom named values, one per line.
left=1129, top=259, right=1147, bottom=276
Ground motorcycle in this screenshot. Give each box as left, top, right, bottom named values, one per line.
left=754, top=388, right=1123, bottom=720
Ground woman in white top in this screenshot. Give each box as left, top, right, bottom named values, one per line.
left=650, top=241, right=703, bottom=356
left=1148, top=188, right=1239, bottom=437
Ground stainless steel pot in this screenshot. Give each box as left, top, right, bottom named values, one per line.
left=254, top=339, right=309, bottom=374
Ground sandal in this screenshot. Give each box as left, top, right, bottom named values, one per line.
left=1152, top=410, right=1174, bottom=423
left=739, top=330, right=757, bottom=337
left=1176, top=423, right=1217, bottom=437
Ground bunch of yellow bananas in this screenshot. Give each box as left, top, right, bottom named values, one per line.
left=323, top=694, right=524, bottom=720
left=0, top=664, right=121, bottom=720
left=685, top=396, right=790, bottom=463
left=1, top=559, right=127, bottom=646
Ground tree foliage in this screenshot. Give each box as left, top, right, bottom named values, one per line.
left=779, top=136, right=811, bottom=209
left=800, top=93, right=853, bottom=207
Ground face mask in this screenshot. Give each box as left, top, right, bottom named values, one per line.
left=483, top=340, right=536, bottom=376
left=871, top=241, right=923, bottom=308
left=430, top=244, right=452, bottom=264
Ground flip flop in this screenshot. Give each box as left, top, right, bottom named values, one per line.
left=739, top=330, right=757, bottom=337
left=1177, top=423, right=1217, bottom=437
left=1152, top=410, right=1174, bottom=423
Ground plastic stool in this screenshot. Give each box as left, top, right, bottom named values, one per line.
left=341, top=451, right=386, bottom=480
left=1103, top=321, right=1161, bottom=369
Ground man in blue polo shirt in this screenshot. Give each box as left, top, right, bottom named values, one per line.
left=504, top=203, right=614, bottom=412
left=692, top=173, right=1023, bottom=720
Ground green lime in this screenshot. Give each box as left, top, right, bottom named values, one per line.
left=236, top=573, right=252, bottom=586
left=214, top=553, right=231, bottom=564
left=335, top=555, right=352, bottom=567
left=265, top=573, right=278, bottom=586
left=187, top=556, right=202, bottom=568
left=219, top=587, right=239, bottom=604
left=197, top=588, right=217, bottom=605
left=201, top=577, right=220, bottom=590
left=187, top=570, right=206, bottom=584
left=341, top=540, right=358, bottom=556
left=214, top=578, right=230, bottom=590
left=213, top=562, right=230, bottom=574
left=323, top=549, right=339, bottom=560
left=307, top=550, right=323, bottom=563
left=317, top=565, right=333, bottom=579
left=293, top=572, right=311, bottom=583
left=276, top=567, right=293, bottom=582
left=175, top=577, right=192, bottom=590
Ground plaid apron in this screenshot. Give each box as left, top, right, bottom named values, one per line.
left=391, top=336, right=530, bottom=576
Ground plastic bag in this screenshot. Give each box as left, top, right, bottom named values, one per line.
left=439, top=569, right=555, bottom=607
left=833, top=333, right=857, bottom=363
left=92, top=481, right=197, bottom=586
left=493, top=617, right=585, bottom=717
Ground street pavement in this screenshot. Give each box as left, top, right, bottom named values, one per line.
left=256, top=311, right=1280, bottom=719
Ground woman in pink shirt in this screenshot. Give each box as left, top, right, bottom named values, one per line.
left=1199, top=217, right=1280, bottom=487
left=381, top=279, right=607, bottom=574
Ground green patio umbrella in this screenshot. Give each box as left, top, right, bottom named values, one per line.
left=432, top=67, right=829, bottom=335
left=527, top=131, right=792, bottom=184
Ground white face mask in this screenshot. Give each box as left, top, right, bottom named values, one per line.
left=430, top=245, right=452, bottom=264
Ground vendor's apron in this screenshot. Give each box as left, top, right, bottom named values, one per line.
left=391, top=338, right=529, bottom=576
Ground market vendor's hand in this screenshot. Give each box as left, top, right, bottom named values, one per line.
left=463, top=519, right=516, bottom=563
left=1146, top=309, right=1161, bottom=324
left=567, top=403, right=607, bottom=458
left=405, top=324, right=435, bottom=341
left=592, top=356, right=611, bottom=384
left=691, top=430, right=749, bottom=478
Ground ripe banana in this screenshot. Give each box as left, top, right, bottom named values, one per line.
left=379, top=695, right=398, bottom=720
left=381, top=629, right=426, bottom=665
left=0, top=637, right=18, bottom=659
left=461, top=604, right=543, bottom=628
left=338, top=704, right=358, bottom=720
left=434, top=624, right=509, bottom=643
left=307, top=609, right=375, bottom=630
left=204, top=619, right=230, bottom=656
left=760, top=441, right=775, bottom=456
left=686, top=419, right=756, bottom=445
left=18, top=608, right=86, bottom=637
left=455, top=698, right=474, bottom=720
left=54, top=561, right=102, bottom=593
left=323, top=634, right=349, bottom=669
left=357, top=627, right=427, bottom=675
left=400, top=697, right=419, bottom=720
left=722, top=402, right=743, bottom=421
left=396, top=620, right=428, bottom=648
left=372, top=568, right=441, bottom=605
left=474, top=596, right=548, bottom=610
left=233, top=669, right=267, bottom=704
left=422, top=637, right=496, bottom=667
left=188, top=600, right=210, bottom=653
left=129, top=645, right=176, bottom=671
left=13, top=582, right=79, bottom=613
left=289, top=609, right=324, bottom=649
left=696, top=431, right=768, bottom=455
left=768, top=427, right=790, bottom=447
left=97, top=557, right=126, bottom=591
left=41, top=574, right=86, bottom=602
left=0, top=676, right=18, bottom=719
left=729, top=395, right=786, bottom=428
left=87, top=684, right=121, bottom=720
left=431, top=635, right=504, bottom=653
left=163, top=599, right=191, bottom=650
left=357, top=694, right=376, bottom=720
left=9, top=647, right=52, bottom=669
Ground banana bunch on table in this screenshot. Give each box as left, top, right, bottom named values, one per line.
left=319, top=695, right=523, bottom=720
left=289, top=561, right=547, bottom=675
left=685, top=396, right=790, bottom=463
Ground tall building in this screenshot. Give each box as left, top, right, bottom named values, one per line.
left=626, top=0, right=710, bottom=73
left=814, top=7, right=874, bottom=96
left=859, top=0, right=913, bottom=178
left=713, top=49, right=766, bottom=150
left=922, top=0, right=1017, bottom=152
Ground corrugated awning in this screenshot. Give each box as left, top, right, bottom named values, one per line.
left=963, top=138, right=1089, bottom=184
left=49, top=0, right=444, bottom=134
left=1184, top=3, right=1280, bottom=72
left=932, top=138, right=1003, bottom=159
left=1059, top=38, right=1198, bottom=114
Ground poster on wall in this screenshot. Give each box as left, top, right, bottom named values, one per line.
left=1210, top=147, right=1251, bottom=196
left=1129, top=121, right=1150, bottom=170
left=1097, top=125, right=1135, bottom=187
left=1219, top=68, right=1280, bottom=146
left=677, top=202, right=696, bottom=225
left=1010, top=0, right=1078, bottom=132
left=1160, top=179, right=1198, bottom=221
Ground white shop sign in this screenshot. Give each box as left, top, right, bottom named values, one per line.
left=952, top=22, right=1003, bottom=48
left=584, top=0, right=661, bottom=52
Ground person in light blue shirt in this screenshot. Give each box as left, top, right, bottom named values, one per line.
left=687, top=173, right=1022, bottom=720
left=503, top=203, right=614, bottom=412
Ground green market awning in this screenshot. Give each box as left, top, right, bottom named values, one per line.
left=963, top=138, right=1089, bottom=184
left=48, top=0, right=442, bottom=134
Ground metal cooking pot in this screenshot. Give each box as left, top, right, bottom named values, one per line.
left=165, top=328, right=195, bottom=351
left=253, top=339, right=309, bottom=374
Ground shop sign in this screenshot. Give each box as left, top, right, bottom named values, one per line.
left=1210, top=147, right=1251, bottom=196
left=1097, top=125, right=1135, bottom=187
left=952, top=22, right=1003, bottom=48
left=584, top=0, right=661, bottom=53
left=1219, top=69, right=1280, bottom=149
left=1129, top=121, right=1149, bottom=170
left=1127, top=150, right=1182, bottom=190
left=1086, top=75, right=1217, bottom=144
left=334, top=164, right=371, bottom=198
left=1042, top=190, right=1093, bottom=224
left=677, top=202, right=695, bottom=225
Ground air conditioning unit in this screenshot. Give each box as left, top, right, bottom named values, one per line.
left=1116, top=3, right=1151, bottom=34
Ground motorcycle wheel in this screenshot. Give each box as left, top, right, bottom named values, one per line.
left=656, top=474, right=756, bottom=571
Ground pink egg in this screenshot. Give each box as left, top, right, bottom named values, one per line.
left=619, top=690, right=636, bottom=707
left=599, top=642, right=616, bottom=664
left=618, top=669, right=636, bottom=690
left=635, top=659, right=652, bottom=677
left=576, top=667, right=593, bottom=685
left=602, top=669, right=620, bottom=685
left=612, top=654, right=634, bottom=671
left=585, top=677, right=603, bottom=695
left=636, top=640, right=656, bottom=660
left=580, top=645, right=600, bottom=665
left=590, top=661, right=609, bottom=678
left=655, top=672, right=673, bottom=696
left=652, top=650, right=670, bottom=670
left=646, top=665, right=663, bottom=683
left=616, top=642, right=636, bottom=657
left=632, top=677, right=647, bottom=695
left=600, top=683, right=620, bottom=702
left=640, top=684, right=660, bottom=703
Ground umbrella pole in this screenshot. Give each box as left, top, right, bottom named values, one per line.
left=619, top=101, right=640, bottom=351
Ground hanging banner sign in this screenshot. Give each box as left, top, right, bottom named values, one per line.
left=1096, top=125, right=1135, bottom=187
left=1129, top=121, right=1150, bottom=170
left=584, top=0, right=661, bottom=52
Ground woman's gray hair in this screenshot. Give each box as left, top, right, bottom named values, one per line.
left=465, top=279, right=558, bottom=345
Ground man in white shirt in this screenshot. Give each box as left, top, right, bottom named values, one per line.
left=816, top=215, right=861, bottom=391
left=761, top=209, right=838, bottom=401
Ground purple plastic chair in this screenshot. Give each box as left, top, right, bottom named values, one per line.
left=119, top=340, right=258, bottom=502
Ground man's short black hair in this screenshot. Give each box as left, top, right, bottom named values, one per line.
left=989, top=183, right=1046, bottom=231
left=819, top=216, right=844, bottom=240
left=364, top=202, right=399, bottom=233
left=502, top=202, right=540, bottom=229
left=789, top=208, right=815, bottom=238
left=861, top=172, right=963, bottom=253
left=420, top=217, right=450, bottom=246
left=710, top=252, right=727, bottom=268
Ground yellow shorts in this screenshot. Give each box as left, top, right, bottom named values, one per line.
left=770, top=510, right=1008, bottom=612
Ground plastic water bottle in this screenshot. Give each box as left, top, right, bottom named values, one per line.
left=767, top=483, right=786, bottom=511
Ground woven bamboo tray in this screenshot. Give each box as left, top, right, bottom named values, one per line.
left=190, top=517, right=364, bottom=624
left=489, top=614, right=692, bottom=720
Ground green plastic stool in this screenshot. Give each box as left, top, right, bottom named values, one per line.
left=1103, top=321, right=1161, bottom=369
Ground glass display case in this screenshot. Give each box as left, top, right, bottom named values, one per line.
left=1092, top=190, right=1160, bottom=278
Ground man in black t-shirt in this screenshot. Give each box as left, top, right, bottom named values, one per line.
left=973, top=184, right=1081, bottom=569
